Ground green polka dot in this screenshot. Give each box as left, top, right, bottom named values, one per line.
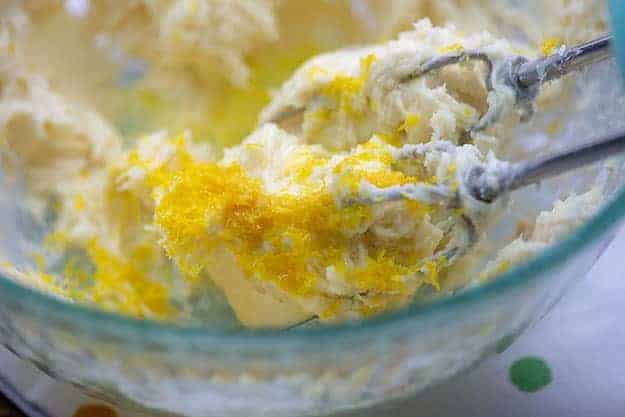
left=509, top=356, right=552, bottom=393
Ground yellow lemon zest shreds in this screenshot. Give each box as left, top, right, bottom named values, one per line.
left=122, top=132, right=197, bottom=194
left=333, top=140, right=416, bottom=194
left=0, top=260, right=69, bottom=299
left=541, top=37, right=563, bottom=56
left=153, top=137, right=442, bottom=316
left=82, top=241, right=174, bottom=320
left=422, top=256, right=448, bottom=290
left=287, top=147, right=330, bottom=182
left=156, top=160, right=332, bottom=295
left=319, top=299, right=342, bottom=321
left=29, top=270, right=70, bottom=299
left=39, top=271, right=66, bottom=293
left=438, top=43, right=464, bottom=53
left=462, top=106, right=476, bottom=119
left=397, top=113, right=422, bottom=134
left=51, top=150, right=175, bottom=320
left=360, top=54, right=378, bottom=83
left=320, top=54, right=378, bottom=117
left=73, top=195, right=86, bottom=212
left=346, top=251, right=414, bottom=294
left=322, top=73, right=364, bottom=116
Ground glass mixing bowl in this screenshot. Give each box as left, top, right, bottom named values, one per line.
left=0, top=1, right=623, bottom=416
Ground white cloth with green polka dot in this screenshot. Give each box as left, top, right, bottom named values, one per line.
left=1, top=226, right=625, bottom=417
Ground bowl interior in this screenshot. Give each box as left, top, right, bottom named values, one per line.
left=0, top=0, right=622, bottom=332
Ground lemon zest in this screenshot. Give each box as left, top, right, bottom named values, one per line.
left=541, top=37, right=563, bottom=56
left=438, top=43, right=464, bottom=53
left=320, top=54, right=378, bottom=117
left=152, top=137, right=441, bottom=317
left=81, top=241, right=174, bottom=320
left=397, top=113, right=422, bottom=134
left=73, top=195, right=86, bottom=211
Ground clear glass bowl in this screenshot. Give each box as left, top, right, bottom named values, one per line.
left=0, top=2, right=623, bottom=416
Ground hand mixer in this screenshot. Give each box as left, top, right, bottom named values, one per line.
left=399, top=34, right=613, bottom=131
left=352, top=34, right=619, bottom=264
left=285, top=35, right=624, bottom=327
left=290, top=129, right=625, bottom=329
left=311, top=34, right=619, bottom=262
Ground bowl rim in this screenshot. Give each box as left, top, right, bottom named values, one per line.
left=0, top=6, right=623, bottom=347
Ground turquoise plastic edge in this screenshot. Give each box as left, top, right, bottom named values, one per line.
left=610, top=0, right=625, bottom=77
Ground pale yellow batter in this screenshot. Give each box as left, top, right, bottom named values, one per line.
left=0, top=1, right=609, bottom=327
